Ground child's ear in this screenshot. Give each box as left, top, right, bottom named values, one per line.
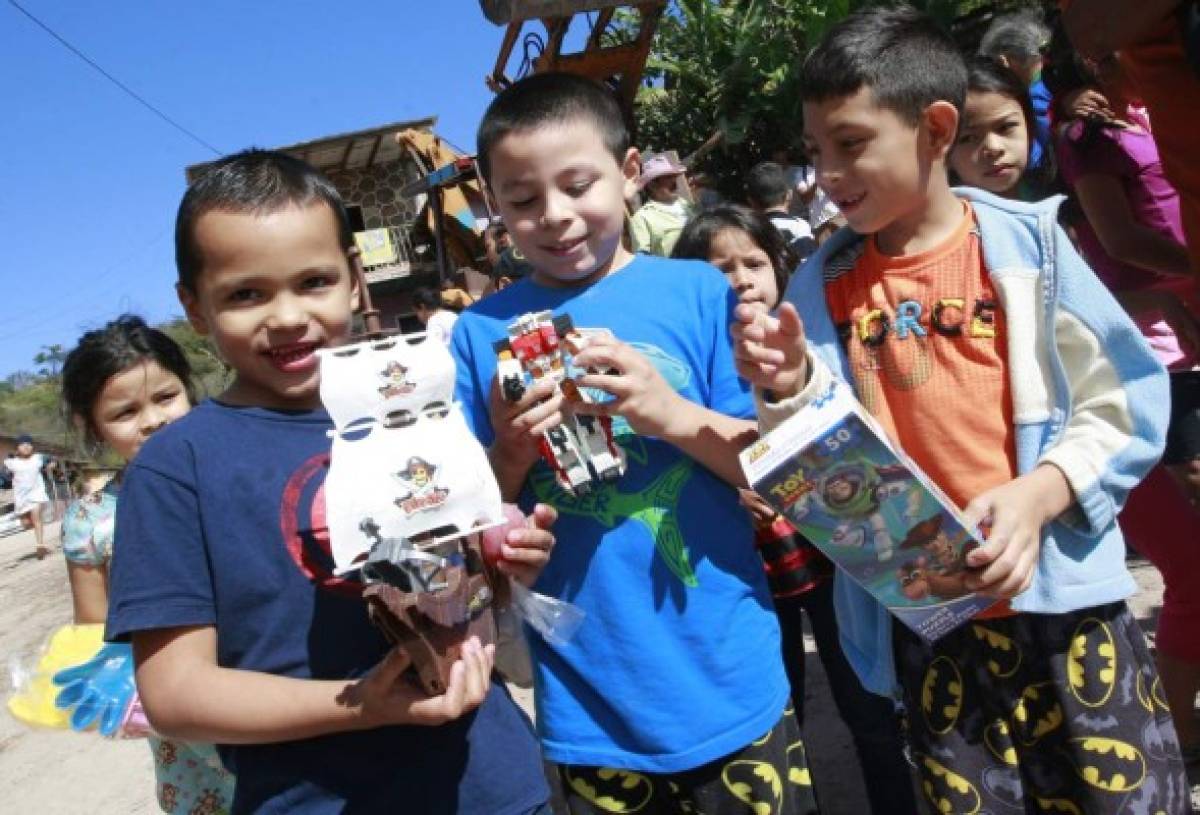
left=176, top=283, right=210, bottom=336
left=923, top=100, right=960, bottom=161
left=346, top=247, right=364, bottom=312
left=621, top=147, right=641, bottom=200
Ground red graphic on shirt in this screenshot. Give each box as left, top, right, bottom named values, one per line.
left=279, top=453, right=365, bottom=598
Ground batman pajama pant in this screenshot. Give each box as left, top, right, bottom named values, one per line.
left=894, top=602, right=1190, bottom=814
left=557, top=707, right=819, bottom=815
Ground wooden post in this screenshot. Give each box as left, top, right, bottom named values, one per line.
left=430, top=187, right=449, bottom=286
left=349, top=248, right=384, bottom=337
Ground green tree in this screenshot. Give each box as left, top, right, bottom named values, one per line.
left=33, top=344, right=67, bottom=379
left=0, top=318, right=231, bottom=460
left=159, top=318, right=232, bottom=396
left=4, top=371, right=38, bottom=391
left=628, top=0, right=828, bottom=196
left=0, top=377, right=66, bottom=446
left=624, top=0, right=1042, bottom=196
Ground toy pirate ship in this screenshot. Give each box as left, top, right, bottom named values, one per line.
left=318, top=334, right=508, bottom=694
left=494, top=310, right=626, bottom=496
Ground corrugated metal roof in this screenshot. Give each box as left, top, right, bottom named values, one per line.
left=185, top=116, right=439, bottom=182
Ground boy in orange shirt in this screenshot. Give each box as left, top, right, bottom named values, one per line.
left=736, top=7, right=1188, bottom=813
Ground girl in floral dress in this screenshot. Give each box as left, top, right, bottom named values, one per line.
left=61, top=315, right=235, bottom=814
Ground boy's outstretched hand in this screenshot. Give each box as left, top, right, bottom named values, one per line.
left=347, top=638, right=495, bottom=728
left=739, top=488, right=779, bottom=528
left=571, top=335, right=684, bottom=438
left=961, top=464, right=1073, bottom=599
left=731, top=302, right=810, bottom=399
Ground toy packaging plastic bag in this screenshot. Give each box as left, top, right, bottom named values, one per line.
left=480, top=503, right=586, bottom=649
left=8, top=623, right=149, bottom=738
left=740, top=378, right=996, bottom=641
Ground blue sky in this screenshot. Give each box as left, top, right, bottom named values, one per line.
left=0, top=1, right=579, bottom=378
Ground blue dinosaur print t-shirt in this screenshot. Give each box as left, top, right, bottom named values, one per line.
left=452, top=254, right=788, bottom=771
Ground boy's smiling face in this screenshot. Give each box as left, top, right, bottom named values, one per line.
left=803, top=87, right=957, bottom=248
left=179, top=201, right=360, bottom=410
left=486, top=119, right=640, bottom=288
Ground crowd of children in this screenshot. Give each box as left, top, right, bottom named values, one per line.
left=671, top=205, right=918, bottom=814
left=17, top=2, right=1200, bottom=814
left=747, top=10, right=1186, bottom=810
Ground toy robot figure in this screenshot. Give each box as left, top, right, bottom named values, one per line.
left=792, top=460, right=919, bottom=561
left=494, top=311, right=625, bottom=496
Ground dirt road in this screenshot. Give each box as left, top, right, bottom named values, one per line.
left=0, top=522, right=156, bottom=812
left=0, top=522, right=1176, bottom=814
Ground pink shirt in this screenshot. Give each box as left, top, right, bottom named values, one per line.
left=1058, top=118, right=1199, bottom=369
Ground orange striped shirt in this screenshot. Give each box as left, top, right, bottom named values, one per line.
left=824, top=206, right=1018, bottom=616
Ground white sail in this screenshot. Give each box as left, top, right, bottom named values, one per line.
left=317, top=332, right=456, bottom=431
left=318, top=335, right=503, bottom=573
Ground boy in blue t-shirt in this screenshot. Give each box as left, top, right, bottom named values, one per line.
left=106, top=150, right=554, bottom=814
left=453, top=73, right=815, bottom=814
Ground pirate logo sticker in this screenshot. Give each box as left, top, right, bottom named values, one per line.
left=392, top=456, right=449, bottom=516
left=377, top=360, right=416, bottom=398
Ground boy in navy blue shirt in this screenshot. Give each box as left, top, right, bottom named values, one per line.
left=107, top=150, right=554, bottom=814
left=452, top=73, right=817, bottom=814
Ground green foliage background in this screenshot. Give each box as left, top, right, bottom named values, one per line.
left=1, top=0, right=1051, bottom=452
left=626, top=0, right=1046, bottom=198
left=0, top=318, right=229, bottom=460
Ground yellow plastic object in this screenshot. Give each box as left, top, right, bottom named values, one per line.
left=7, top=624, right=105, bottom=729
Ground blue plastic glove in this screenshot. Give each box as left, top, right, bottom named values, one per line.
left=51, top=642, right=136, bottom=737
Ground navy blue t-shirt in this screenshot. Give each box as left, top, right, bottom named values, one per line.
left=106, top=401, right=548, bottom=814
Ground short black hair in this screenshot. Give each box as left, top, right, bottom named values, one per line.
left=61, top=315, right=196, bottom=448
left=1041, top=20, right=1113, bottom=156
left=800, top=5, right=967, bottom=125
left=412, top=287, right=441, bottom=311
left=1041, top=19, right=1099, bottom=103
left=745, top=162, right=791, bottom=209
left=476, top=72, right=630, bottom=182
left=175, top=149, right=354, bottom=292
left=671, top=205, right=791, bottom=306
